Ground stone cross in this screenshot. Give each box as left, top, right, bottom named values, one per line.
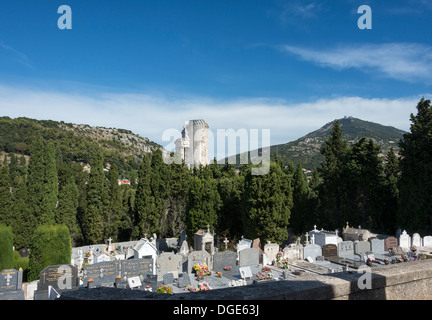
left=305, top=233, right=310, bottom=245
left=223, top=238, right=229, bottom=250
left=108, top=237, right=113, bottom=249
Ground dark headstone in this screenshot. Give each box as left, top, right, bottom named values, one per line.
left=213, top=251, right=237, bottom=272
left=121, top=258, right=153, bottom=279
left=385, top=237, right=398, bottom=252
left=322, top=244, right=337, bottom=259
left=0, top=269, right=22, bottom=292
left=83, top=260, right=120, bottom=287
left=38, top=265, right=79, bottom=292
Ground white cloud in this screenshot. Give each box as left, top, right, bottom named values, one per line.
left=0, top=84, right=423, bottom=160
left=282, top=43, right=432, bottom=83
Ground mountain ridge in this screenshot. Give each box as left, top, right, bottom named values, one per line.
left=226, top=116, right=406, bottom=170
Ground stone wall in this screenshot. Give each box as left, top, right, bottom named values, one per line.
left=59, top=259, right=432, bottom=300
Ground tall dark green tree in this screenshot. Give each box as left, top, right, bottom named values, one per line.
left=26, top=135, right=45, bottom=225
left=398, top=97, right=432, bottom=234
left=39, top=142, right=59, bottom=225
left=242, top=161, right=293, bottom=244
left=289, top=162, right=312, bottom=235
left=56, top=173, right=80, bottom=245
left=318, top=120, right=349, bottom=229
left=0, top=224, right=13, bottom=270
left=134, top=154, right=153, bottom=238
left=12, top=178, right=36, bottom=249
left=184, top=165, right=221, bottom=244
left=0, top=165, right=13, bottom=226
left=82, top=149, right=105, bottom=244
left=381, top=147, right=399, bottom=234
left=105, top=163, right=125, bottom=241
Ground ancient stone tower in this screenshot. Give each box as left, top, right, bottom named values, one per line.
left=174, top=119, right=209, bottom=168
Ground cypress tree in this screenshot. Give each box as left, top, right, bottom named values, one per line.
left=0, top=224, right=13, bottom=270
left=289, top=162, right=311, bottom=235
left=242, top=161, right=293, bottom=244
left=318, top=120, right=349, bottom=229
left=0, top=165, right=13, bottom=226
left=134, top=154, right=153, bottom=238
left=39, top=142, right=59, bottom=225
left=398, top=97, right=432, bottom=234
left=82, top=149, right=105, bottom=244
left=57, top=173, right=80, bottom=244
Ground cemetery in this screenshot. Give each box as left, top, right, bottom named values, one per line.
left=4, top=225, right=432, bottom=300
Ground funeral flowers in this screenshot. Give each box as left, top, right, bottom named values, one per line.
left=273, top=252, right=289, bottom=269
left=193, top=262, right=211, bottom=280
left=156, top=284, right=173, bottom=294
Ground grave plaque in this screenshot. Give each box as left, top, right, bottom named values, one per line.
left=121, top=258, right=153, bottom=279
left=83, top=260, right=120, bottom=287
left=370, top=238, right=385, bottom=253
left=354, top=241, right=370, bottom=255
left=38, top=265, right=79, bottom=291
left=322, top=244, right=337, bottom=258
left=213, top=251, right=237, bottom=273
left=177, top=273, right=191, bottom=288
left=239, top=266, right=253, bottom=280
left=385, top=237, right=398, bottom=252
left=303, top=244, right=322, bottom=261
left=187, top=250, right=211, bottom=273
left=338, top=241, right=354, bottom=259
left=239, top=248, right=260, bottom=267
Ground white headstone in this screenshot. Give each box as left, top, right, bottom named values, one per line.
left=412, top=233, right=422, bottom=248
left=399, top=230, right=411, bottom=250
left=423, top=236, right=432, bottom=247
left=239, top=266, right=253, bottom=280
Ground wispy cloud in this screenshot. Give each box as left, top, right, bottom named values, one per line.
left=281, top=43, right=432, bottom=83
left=0, top=41, right=33, bottom=69
left=0, top=84, right=422, bottom=160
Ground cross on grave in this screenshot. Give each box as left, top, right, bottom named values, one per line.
left=4, top=273, right=12, bottom=286
left=305, top=233, right=310, bottom=245
left=224, top=238, right=229, bottom=250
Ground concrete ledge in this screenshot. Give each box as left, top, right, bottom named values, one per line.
left=59, top=259, right=432, bottom=300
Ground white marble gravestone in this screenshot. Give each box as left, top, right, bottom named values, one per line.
left=412, top=233, right=422, bottom=248
left=399, top=230, right=411, bottom=250
left=423, top=236, right=432, bottom=247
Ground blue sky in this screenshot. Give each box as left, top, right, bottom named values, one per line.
left=0, top=0, right=431, bottom=157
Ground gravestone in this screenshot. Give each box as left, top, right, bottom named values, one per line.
left=264, top=242, right=279, bottom=265
left=187, top=250, right=211, bottom=274
left=369, top=238, right=385, bottom=253
left=239, top=248, right=260, bottom=267
left=177, top=273, right=191, bottom=288
left=213, top=251, right=237, bottom=273
left=338, top=241, right=354, bottom=259
left=252, top=238, right=262, bottom=252
left=35, top=265, right=79, bottom=300
left=0, top=269, right=24, bottom=300
left=239, top=266, right=253, bottom=280
left=283, top=243, right=303, bottom=261
left=156, top=253, right=183, bottom=279
left=399, top=230, right=411, bottom=250
left=322, top=244, right=337, bottom=259
left=303, top=244, right=322, bottom=261
left=385, top=237, right=398, bottom=252
left=412, top=233, right=422, bottom=248
left=423, top=236, right=432, bottom=247
left=121, top=258, right=153, bottom=281
left=237, top=237, right=253, bottom=253
left=354, top=241, right=371, bottom=256
left=83, top=260, right=121, bottom=287
left=163, top=273, right=175, bottom=285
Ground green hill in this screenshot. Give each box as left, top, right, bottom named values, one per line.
left=226, top=117, right=406, bottom=170
left=0, top=116, right=163, bottom=176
